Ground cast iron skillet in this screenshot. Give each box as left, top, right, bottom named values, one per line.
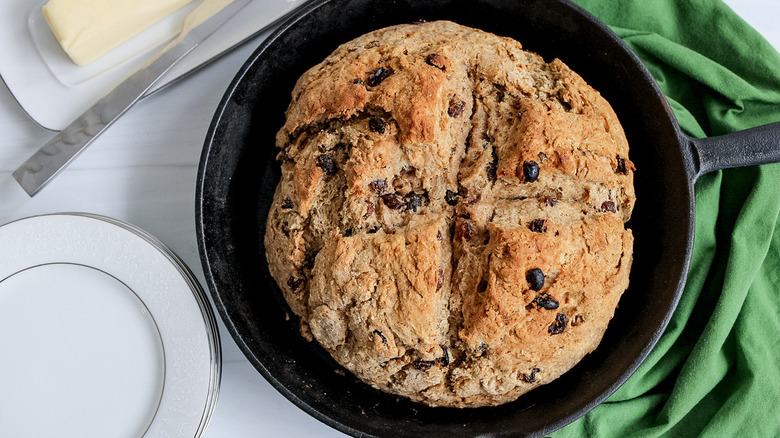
left=196, top=0, right=780, bottom=436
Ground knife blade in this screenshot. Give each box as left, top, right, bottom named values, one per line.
left=13, top=0, right=252, bottom=197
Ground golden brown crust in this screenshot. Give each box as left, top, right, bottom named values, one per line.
left=264, top=20, right=635, bottom=407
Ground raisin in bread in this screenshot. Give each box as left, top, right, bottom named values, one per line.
left=264, top=20, right=635, bottom=407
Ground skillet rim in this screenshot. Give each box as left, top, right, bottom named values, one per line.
left=196, top=0, right=696, bottom=436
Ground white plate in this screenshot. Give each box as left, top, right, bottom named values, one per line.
left=0, top=213, right=221, bottom=438
left=0, top=0, right=306, bottom=131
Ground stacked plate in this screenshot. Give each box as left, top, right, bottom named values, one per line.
left=0, top=213, right=220, bottom=438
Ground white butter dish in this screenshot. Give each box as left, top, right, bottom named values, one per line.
left=0, top=0, right=306, bottom=131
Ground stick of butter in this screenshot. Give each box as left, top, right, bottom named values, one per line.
left=43, top=0, right=196, bottom=66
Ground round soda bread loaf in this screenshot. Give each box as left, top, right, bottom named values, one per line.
left=264, top=20, right=635, bottom=408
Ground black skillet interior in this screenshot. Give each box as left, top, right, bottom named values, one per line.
left=197, top=0, right=694, bottom=436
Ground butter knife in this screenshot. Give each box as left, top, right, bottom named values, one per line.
left=13, top=0, right=252, bottom=197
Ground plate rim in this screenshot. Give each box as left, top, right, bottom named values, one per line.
left=0, top=212, right=222, bottom=438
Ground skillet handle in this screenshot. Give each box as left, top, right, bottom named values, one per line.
left=688, top=121, right=780, bottom=181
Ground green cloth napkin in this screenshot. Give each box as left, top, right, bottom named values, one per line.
left=549, top=0, right=780, bottom=436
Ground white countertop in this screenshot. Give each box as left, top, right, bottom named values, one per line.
left=0, top=1, right=776, bottom=437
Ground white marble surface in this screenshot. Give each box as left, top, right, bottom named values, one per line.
left=0, top=1, right=776, bottom=437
